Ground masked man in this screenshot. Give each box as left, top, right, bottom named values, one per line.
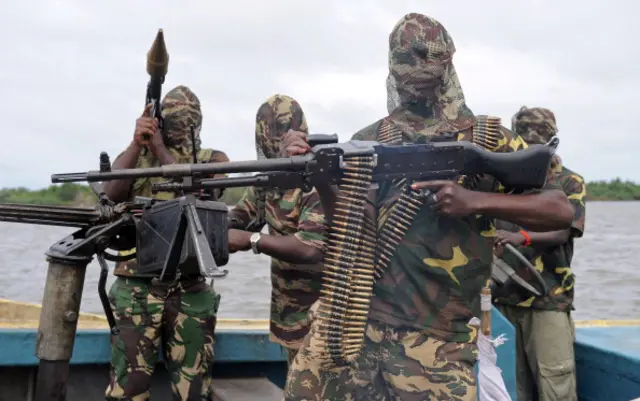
left=493, top=106, right=586, bottom=401
left=279, top=13, right=574, bottom=401
left=102, top=85, right=229, bottom=401
left=226, top=94, right=327, bottom=367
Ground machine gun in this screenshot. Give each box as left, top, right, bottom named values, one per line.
left=0, top=192, right=229, bottom=332
left=48, top=136, right=559, bottom=369
left=243, top=133, right=339, bottom=232
left=51, top=136, right=559, bottom=322
left=52, top=137, right=560, bottom=193
left=0, top=156, right=230, bottom=401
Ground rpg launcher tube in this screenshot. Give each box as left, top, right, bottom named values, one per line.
left=147, top=29, right=168, bottom=79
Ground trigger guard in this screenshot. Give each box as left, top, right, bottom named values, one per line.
left=411, top=187, right=434, bottom=204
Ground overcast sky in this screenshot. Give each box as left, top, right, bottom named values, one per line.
left=0, top=0, right=636, bottom=189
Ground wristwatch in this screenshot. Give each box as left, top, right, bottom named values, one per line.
left=250, top=232, right=262, bottom=254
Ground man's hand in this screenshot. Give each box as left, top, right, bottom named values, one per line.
left=410, top=180, right=477, bottom=217
left=134, top=104, right=159, bottom=146
left=280, top=130, right=310, bottom=157
left=228, top=229, right=252, bottom=253
left=134, top=103, right=166, bottom=157
left=495, top=229, right=526, bottom=247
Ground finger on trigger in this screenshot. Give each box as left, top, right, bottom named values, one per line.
left=434, top=186, right=448, bottom=203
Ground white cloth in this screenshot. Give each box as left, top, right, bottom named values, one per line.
left=469, top=317, right=512, bottom=401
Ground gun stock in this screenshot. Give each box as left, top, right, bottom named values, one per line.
left=459, top=136, right=560, bottom=191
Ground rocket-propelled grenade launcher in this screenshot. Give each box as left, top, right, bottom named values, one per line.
left=144, top=29, right=169, bottom=141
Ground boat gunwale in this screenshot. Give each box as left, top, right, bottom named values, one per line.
left=3, top=299, right=640, bottom=331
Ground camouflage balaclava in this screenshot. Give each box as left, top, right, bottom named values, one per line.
left=511, top=106, right=558, bottom=145
left=160, top=85, right=203, bottom=152
left=255, top=94, right=309, bottom=159
left=386, top=13, right=476, bottom=142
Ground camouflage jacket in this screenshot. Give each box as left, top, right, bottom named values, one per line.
left=231, top=187, right=327, bottom=349
left=113, top=146, right=229, bottom=277
left=493, top=163, right=586, bottom=311
left=352, top=116, right=560, bottom=343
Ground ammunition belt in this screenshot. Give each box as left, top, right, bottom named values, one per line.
left=314, top=121, right=426, bottom=367
left=313, top=154, right=376, bottom=366
left=313, top=116, right=502, bottom=367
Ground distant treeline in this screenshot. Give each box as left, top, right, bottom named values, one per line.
left=585, top=178, right=640, bottom=201
left=0, top=179, right=638, bottom=206
left=0, top=183, right=248, bottom=207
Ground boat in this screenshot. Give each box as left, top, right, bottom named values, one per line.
left=1, top=298, right=639, bottom=400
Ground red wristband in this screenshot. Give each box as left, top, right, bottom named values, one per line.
left=519, top=230, right=532, bottom=246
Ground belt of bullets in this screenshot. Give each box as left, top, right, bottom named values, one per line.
left=461, top=115, right=502, bottom=190
left=313, top=116, right=501, bottom=367
left=370, top=120, right=425, bottom=280
left=313, top=154, right=376, bottom=367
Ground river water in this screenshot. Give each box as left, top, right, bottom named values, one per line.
left=0, top=201, right=638, bottom=321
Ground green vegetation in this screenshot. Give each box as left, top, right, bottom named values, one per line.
left=0, top=183, right=97, bottom=207
left=585, top=178, right=640, bottom=201
left=0, top=179, right=638, bottom=206
left=0, top=183, right=247, bottom=206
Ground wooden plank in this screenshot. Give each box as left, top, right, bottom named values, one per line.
left=212, top=377, right=283, bottom=401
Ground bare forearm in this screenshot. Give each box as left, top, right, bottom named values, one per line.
left=231, top=229, right=323, bottom=264
left=258, top=235, right=323, bottom=264
left=102, top=142, right=142, bottom=203
left=528, top=229, right=571, bottom=249
left=474, top=189, right=573, bottom=231
left=151, top=145, right=177, bottom=166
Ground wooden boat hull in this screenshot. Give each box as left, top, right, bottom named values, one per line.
left=574, top=320, right=640, bottom=401
left=0, top=299, right=287, bottom=400
left=1, top=299, right=639, bottom=400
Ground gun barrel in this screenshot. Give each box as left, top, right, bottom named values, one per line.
left=153, top=175, right=270, bottom=193
left=51, top=154, right=313, bottom=183
left=0, top=203, right=101, bottom=228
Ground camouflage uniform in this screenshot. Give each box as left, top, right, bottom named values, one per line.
left=494, top=106, right=586, bottom=401
left=106, top=86, right=229, bottom=401
left=284, top=14, right=560, bottom=401
left=229, top=94, right=327, bottom=365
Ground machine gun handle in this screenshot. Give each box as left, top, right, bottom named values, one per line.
left=308, top=133, right=338, bottom=147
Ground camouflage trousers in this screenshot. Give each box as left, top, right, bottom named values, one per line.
left=284, top=319, right=478, bottom=401
left=281, top=346, right=299, bottom=367
left=497, top=304, right=577, bottom=401
left=105, top=276, right=221, bottom=401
